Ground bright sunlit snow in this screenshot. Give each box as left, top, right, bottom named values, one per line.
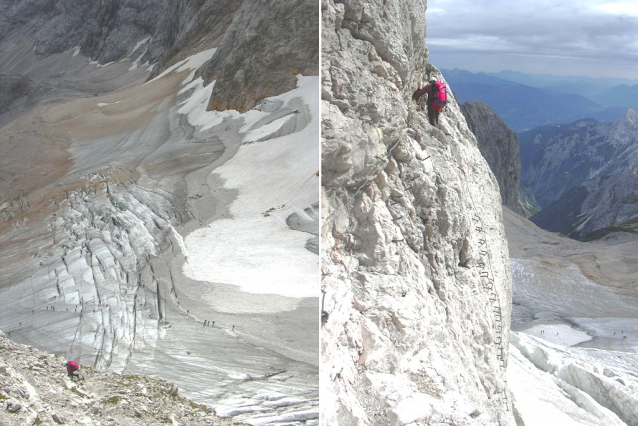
left=182, top=75, right=318, bottom=299
left=156, top=48, right=318, bottom=300
left=510, top=258, right=638, bottom=425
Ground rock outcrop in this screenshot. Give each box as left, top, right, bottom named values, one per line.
left=0, top=330, right=239, bottom=425
left=201, top=0, right=319, bottom=112
left=0, top=0, right=240, bottom=68
left=321, top=1, right=514, bottom=424
left=461, top=100, right=522, bottom=214
left=521, top=110, right=638, bottom=239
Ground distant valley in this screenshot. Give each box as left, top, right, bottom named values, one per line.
left=443, top=68, right=637, bottom=132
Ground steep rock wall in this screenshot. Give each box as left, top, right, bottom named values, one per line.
left=0, top=0, right=240, bottom=67
left=321, top=1, right=514, bottom=425
left=201, top=0, right=319, bottom=113
left=461, top=100, right=522, bottom=214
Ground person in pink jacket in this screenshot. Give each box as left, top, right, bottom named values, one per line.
left=412, top=79, right=448, bottom=128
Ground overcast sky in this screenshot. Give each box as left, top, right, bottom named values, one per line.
left=426, top=0, right=638, bottom=79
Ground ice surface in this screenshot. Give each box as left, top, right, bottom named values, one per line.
left=185, top=217, right=317, bottom=298
left=146, top=48, right=217, bottom=85
left=510, top=257, right=638, bottom=425
left=521, top=324, right=592, bottom=347
left=182, top=75, right=319, bottom=300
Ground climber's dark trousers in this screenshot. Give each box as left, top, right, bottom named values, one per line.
left=427, top=104, right=440, bottom=128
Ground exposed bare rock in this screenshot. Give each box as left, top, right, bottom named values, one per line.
left=321, top=0, right=514, bottom=424
left=0, top=0, right=240, bottom=67
left=0, top=330, right=242, bottom=425
left=461, top=100, right=523, bottom=214
left=201, top=0, right=319, bottom=113
left=522, top=109, right=638, bottom=239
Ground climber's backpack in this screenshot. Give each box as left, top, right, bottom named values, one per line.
left=429, top=81, right=447, bottom=111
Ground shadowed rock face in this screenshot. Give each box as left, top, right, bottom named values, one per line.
left=321, top=1, right=513, bottom=424
left=201, top=0, right=319, bottom=113
left=461, top=100, right=522, bottom=214
left=521, top=109, right=638, bottom=239
left=0, top=0, right=241, bottom=69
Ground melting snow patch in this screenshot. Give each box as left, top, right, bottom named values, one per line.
left=184, top=216, right=317, bottom=298
left=73, top=46, right=81, bottom=57
left=97, top=100, right=122, bottom=108
left=128, top=36, right=151, bottom=58
left=89, top=60, right=114, bottom=68
left=180, top=74, right=319, bottom=299
left=145, top=48, right=217, bottom=85
left=524, top=323, right=593, bottom=347
left=242, top=113, right=294, bottom=143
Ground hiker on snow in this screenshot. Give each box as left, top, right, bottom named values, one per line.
left=412, top=78, right=448, bottom=128
left=66, top=360, right=80, bottom=380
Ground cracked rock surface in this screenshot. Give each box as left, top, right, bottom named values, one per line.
left=321, top=0, right=514, bottom=424
left=461, top=100, right=522, bottom=215
left=0, top=330, right=242, bottom=425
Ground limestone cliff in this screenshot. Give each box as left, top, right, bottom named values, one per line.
left=201, top=0, right=319, bottom=113
left=461, top=100, right=522, bottom=214
left=0, top=0, right=241, bottom=68
left=321, top=1, right=514, bottom=424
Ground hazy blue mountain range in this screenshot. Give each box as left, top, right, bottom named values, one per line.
left=442, top=68, right=629, bottom=132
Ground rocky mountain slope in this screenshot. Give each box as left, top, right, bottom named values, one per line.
left=0, top=1, right=319, bottom=424
left=0, top=0, right=241, bottom=73
left=201, top=0, right=319, bottom=113
left=503, top=207, right=638, bottom=426
left=0, top=0, right=319, bottom=117
left=461, top=100, right=522, bottom=214
left=321, top=1, right=514, bottom=424
left=0, top=330, right=242, bottom=425
left=520, top=110, right=638, bottom=239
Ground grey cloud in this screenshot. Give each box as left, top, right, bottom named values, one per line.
left=426, top=0, right=638, bottom=76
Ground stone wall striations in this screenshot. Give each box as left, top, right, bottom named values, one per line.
left=461, top=100, right=523, bottom=214
left=321, top=1, right=514, bottom=424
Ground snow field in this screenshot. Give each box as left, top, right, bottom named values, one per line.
left=510, top=258, right=638, bottom=425
left=178, top=71, right=319, bottom=300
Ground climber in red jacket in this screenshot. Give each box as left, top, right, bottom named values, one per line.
left=412, top=79, right=448, bottom=129
left=66, top=360, right=80, bottom=380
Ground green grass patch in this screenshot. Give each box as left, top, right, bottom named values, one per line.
left=104, top=396, right=121, bottom=405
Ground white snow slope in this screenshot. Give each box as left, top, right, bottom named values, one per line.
left=181, top=75, right=319, bottom=300
left=508, top=260, right=638, bottom=425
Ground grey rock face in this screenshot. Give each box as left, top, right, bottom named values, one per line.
left=0, top=331, right=235, bottom=426
left=461, top=100, right=522, bottom=214
left=519, top=118, right=608, bottom=209
left=321, top=1, right=514, bottom=424
left=0, top=74, right=43, bottom=116
left=201, top=0, right=319, bottom=112
left=0, top=0, right=240, bottom=69
left=522, top=110, right=638, bottom=239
